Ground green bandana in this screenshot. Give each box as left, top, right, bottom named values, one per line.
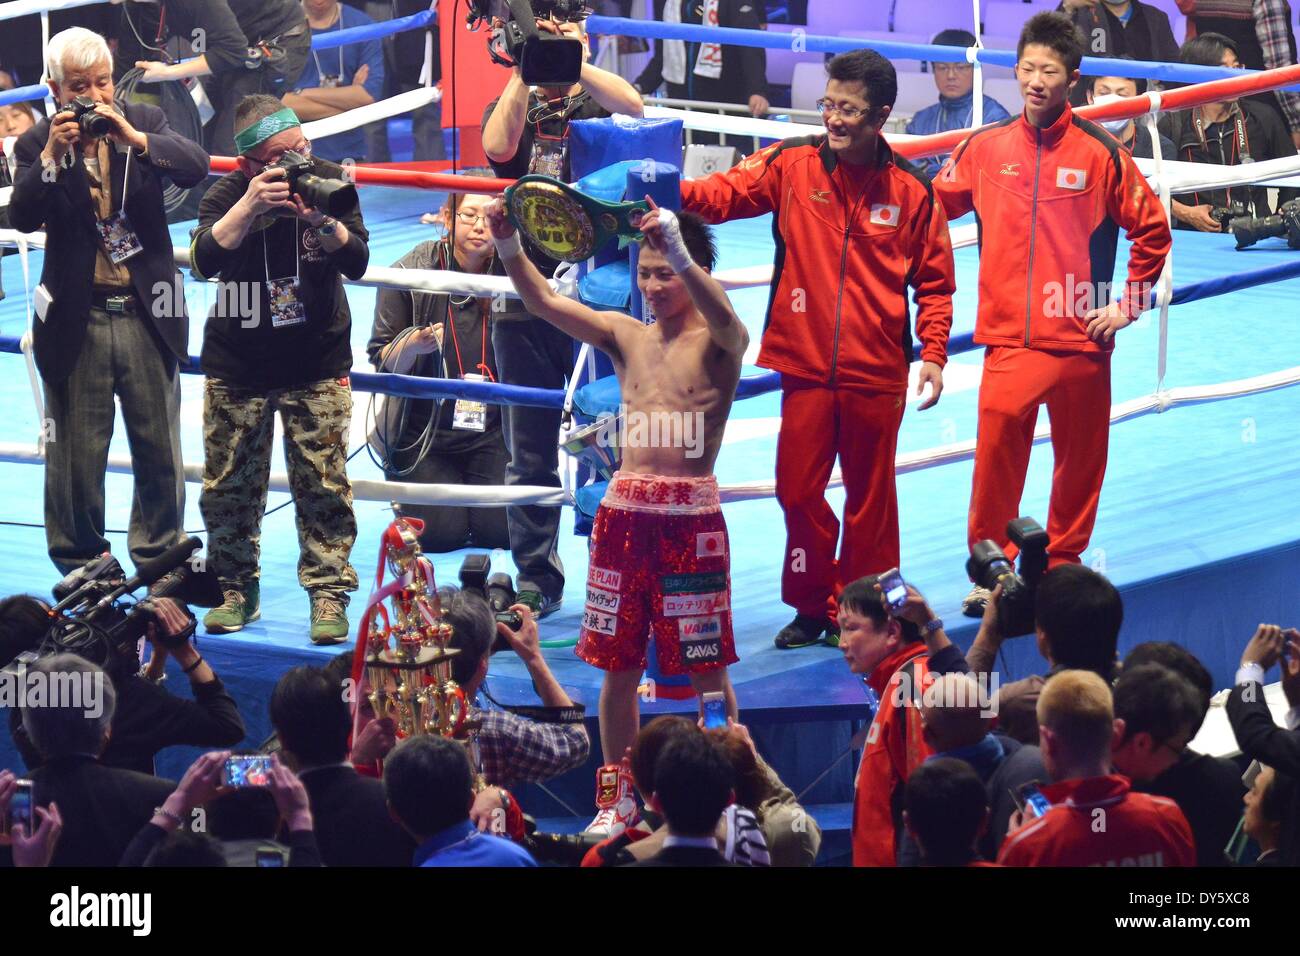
left=234, top=107, right=302, bottom=155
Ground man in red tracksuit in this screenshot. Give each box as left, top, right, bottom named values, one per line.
left=997, top=670, right=1194, bottom=866
left=933, top=12, right=1171, bottom=616
left=836, top=575, right=933, bottom=866
left=682, top=48, right=955, bottom=649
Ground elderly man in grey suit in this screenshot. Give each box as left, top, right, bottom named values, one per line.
left=9, top=27, right=210, bottom=575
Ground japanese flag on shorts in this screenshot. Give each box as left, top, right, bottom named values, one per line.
left=1057, top=167, right=1087, bottom=190
left=870, top=203, right=900, bottom=227
left=697, top=531, right=726, bottom=558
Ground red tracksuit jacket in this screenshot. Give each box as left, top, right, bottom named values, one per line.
left=852, top=642, right=932, bottom=867
left=934, top=105, right=1171, bottom=351
left=681, top=135, right=955, bottom=390
left=997, top=774, right=1195, bottom=867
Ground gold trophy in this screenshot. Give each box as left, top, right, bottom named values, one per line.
left=364, top=515, right=476, bottom=758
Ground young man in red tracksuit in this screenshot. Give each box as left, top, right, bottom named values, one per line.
left=681, top=48, right=955, bottom=650
left=997, top=669, right=1194, bottom=866
left=836, top=575, right=933, bottom=866
left=933, top=13, right=1171, bottom=616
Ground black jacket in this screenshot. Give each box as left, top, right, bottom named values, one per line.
left=9, top=671, right=246, bottom=777
left=367, top=238, right=504, bottom=454
left=634, top=0, right=767, bottom=105
left=1135, top=749, right=1245, bottom=867
left=8, top=755, right=176, bottom=867
left=626, top=843, right=737, bottom=867
left=192, top=163, right=369, bottom=390
left=1162, top=101, right=1300, bottom=220
left=1227, top=681, right=1300, bottom=775
left=297, top=764, right=416, bottom=867
left=8, top=101, right=210, bottom=384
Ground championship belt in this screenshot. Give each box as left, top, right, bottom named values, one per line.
left=505, top=174, right=650, bottom=263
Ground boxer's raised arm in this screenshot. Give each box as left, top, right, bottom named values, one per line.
left=487, top=199, right=631, bottom=359
left=640, top=202, right=749, bottom=356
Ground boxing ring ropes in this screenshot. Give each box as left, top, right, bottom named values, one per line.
left=1, top=6, right=1300, bottom=521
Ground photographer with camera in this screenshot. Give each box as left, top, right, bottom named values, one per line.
left=479, top=3, right=642, bottom=619
left=440, top=589, right=589, bottom=791
left=1164, top=33, right=1299, bottom=232
left=964, top=564, right=1123, bottom=746
left=7, top=27, right=209, bottom=580
left=192, top=95, right=369, bottom=645
left=2, top=592, right=245, bottom=777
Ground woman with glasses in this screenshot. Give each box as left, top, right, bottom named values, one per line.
left=367, top=184, right=510, bottom=554
left=904, top=30, right=1012, bottom=178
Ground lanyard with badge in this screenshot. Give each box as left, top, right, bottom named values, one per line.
left=93, top=145, right=144, bottom=264
left=263, top=219, right=307, bottom=328
left=527, top=92, right=589, bottom=179
left=445, top=291, right=495, bottom=432
left=310, top=12, right=346, bottom=88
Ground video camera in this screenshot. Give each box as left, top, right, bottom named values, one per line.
left=272, top=150, right=357, bottom=217
left=458, top=554, right=523, bottom=654
left=1231, top=199, right=1300, bottom=250
left=1208, top=201, right=1249, bottom=231
left=965, top=517, right=1049, bottom=638
left=37, top=537, right=221, bottom=678
left=467, top=0, right=591, bottom=87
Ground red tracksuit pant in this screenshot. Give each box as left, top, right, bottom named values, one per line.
left=776, top=380, right=907, bottom=620
left=969, top=346, right=1112, bottom=566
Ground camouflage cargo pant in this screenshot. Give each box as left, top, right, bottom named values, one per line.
left=200, top=376, right=359, bottom=602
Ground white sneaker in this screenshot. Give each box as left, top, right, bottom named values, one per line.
left=584, top=763, right=639, bottom=837
left=962, top=585, right=992, bottom=618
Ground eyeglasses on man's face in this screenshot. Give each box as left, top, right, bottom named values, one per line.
left=931, top=63, right=973, bottom=76
left=815, top=99, right=871, bottom=120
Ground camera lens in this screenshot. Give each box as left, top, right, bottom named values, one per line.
left=296, top=173, right=358, bottom=217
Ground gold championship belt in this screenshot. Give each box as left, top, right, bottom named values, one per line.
left=504, top=174, right=650, bottom=263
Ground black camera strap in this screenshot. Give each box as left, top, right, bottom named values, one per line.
left=500, top=703, right=587, bottom=724
left=480, top=685, right=586, bottom=724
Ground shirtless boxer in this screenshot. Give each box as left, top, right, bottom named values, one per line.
left=487, top=196, right=747, bottom=835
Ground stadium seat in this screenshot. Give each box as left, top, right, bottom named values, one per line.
left=838, top=31, right=932, bottom=71
left=791, top=60, right=827, bottom=111
left=808, top=0, right=889, bottom=33
left=893, top=0, right=977, bottom=37
left=984, top=1, right=1041, bottom=38
left=765, top=22, right=825, bottom=87
left=894, top=72, right=945, bottom=119
left=982, top=76, right=1024, bottom=113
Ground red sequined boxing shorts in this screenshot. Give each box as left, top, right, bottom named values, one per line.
left=575, top=472, right=738, bottom=676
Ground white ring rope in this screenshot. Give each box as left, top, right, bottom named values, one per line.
left=301, top=85, right=442, bottom=142
left=0, top=0, right=105, bottom=22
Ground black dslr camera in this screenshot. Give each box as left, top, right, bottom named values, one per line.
left=1208, top=200, right=1249, bottom=231
left=458, top=554, right=523, bottom=653
left=272, top=150, right=358, bottom=217
left=468, top=0, right=591, bottom=87
left=65, top=95, right=114, bottom=138
left=1231, top=199, right=1300, bottom=250
left=965, top=517, right=1049, bottom=637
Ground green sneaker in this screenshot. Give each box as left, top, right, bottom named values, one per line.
left=310, top=593, right=349, bottom=645
left=203, top=583, right=261, bottom=634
